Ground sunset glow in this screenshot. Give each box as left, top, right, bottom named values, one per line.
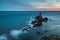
left=33, top=5, right=60, bottom=9
left=0, top=0, right=60, bottom=11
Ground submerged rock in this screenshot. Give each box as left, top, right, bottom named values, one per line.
left=37, top=30, right=48, bottom=35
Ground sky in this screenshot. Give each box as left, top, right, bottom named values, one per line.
left=0, top=0, right=60, bottom=11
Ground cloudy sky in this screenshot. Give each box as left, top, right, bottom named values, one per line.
left=0, top=0, right=60, bottom=11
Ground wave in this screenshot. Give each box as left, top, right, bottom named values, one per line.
left=0, top=28, right=28, bottom=40
left=0, top=17, right=35, bottom=40
left=0, top=34, right=7, bottom=40
left=26, top=17, right=34, bottom=28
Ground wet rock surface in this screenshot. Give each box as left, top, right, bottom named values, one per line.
left=41, top=35, right=60, bottom=40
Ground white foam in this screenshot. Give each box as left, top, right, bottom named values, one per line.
left=0, top=34, right=7, bottom=40
left=10, top=29, right=27, bottom=38
left=10, top=17, right=34, bottom=37
left=49, top=25, right=60, bottom=30
left=27, top=17, right=34, bottom=28
left=53, top=25, right=60, bottom=29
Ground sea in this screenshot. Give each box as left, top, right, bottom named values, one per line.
left=0, top=11, right=60, bottom=40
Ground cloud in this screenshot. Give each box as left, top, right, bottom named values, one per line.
left=0, top=0, right=60, bottom=11
left=29, top=0, right=60, bottom=11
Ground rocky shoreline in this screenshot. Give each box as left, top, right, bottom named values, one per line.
left=41, top=35, right=60, bottom=40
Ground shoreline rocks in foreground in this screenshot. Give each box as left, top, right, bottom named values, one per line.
left=41, top=35, right=60, bottom=40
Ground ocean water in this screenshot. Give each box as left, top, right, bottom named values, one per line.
left=0, top=11, right=60, bottom=40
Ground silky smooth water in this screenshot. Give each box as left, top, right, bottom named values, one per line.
left=0, top=11, right=60, bottom=40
